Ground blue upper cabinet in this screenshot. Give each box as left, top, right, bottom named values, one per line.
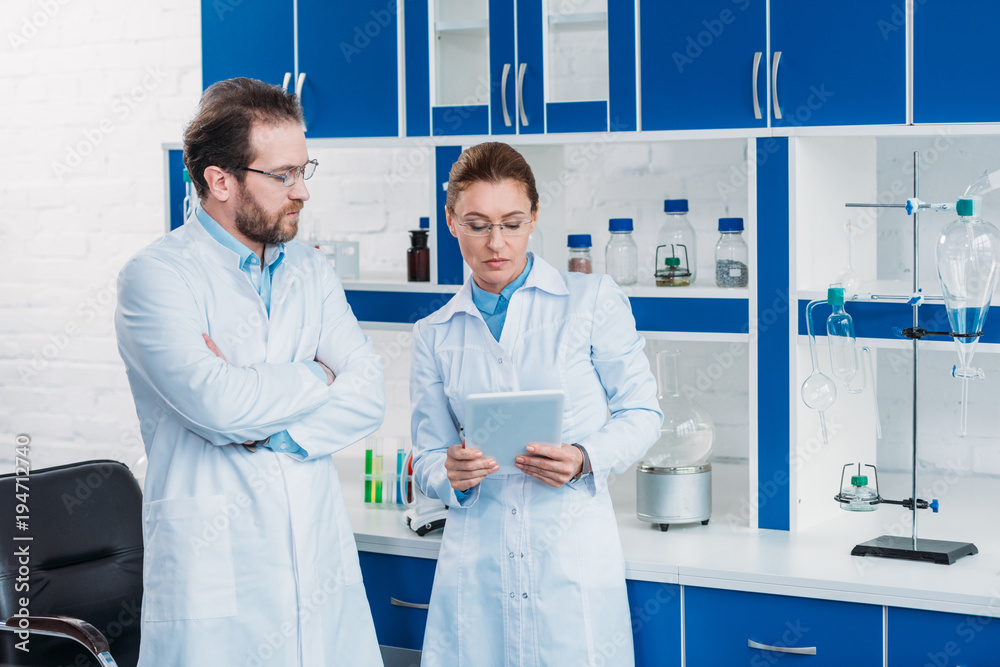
left=201, top=0, right=399, bottom=138
left=407, top=0, right=636, bottom=136
left=914, top=1, right=1000, bottom=123
left=770, top=0, right=905, bottom=127
left=298, top=0, right=399, bottom=137
left=201, top=0, right=294, bottom=90
left=640, top=0, right=766, bottom=131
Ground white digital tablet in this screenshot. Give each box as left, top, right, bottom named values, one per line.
left=464, top=390, right=565, bottom=476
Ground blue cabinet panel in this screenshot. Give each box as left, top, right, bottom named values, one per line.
left=608, top=0, right=637, bottom=132
left=515, top=0, right=544, bottom=134
left=888, top=607, right=1000, bottom=667
left=432, top=105, right=490, bottom=137
left=756, top=136, right=790, bottom=530
left=404, top=0, right=431, bottom=136
left=686, top=587, right=882, bottom=666
left=640, top=0, right=766, bottom=131
left=168, top=150, right=186, bottom=231
left=770, top=0, right=904, bottom=127
left=914, top=1, right=1000, bottom=123
left=630, top=297, right=748, bottom=334
left=359, top=551, right=437, bottom=651
left=489, top=0, right=517, bottom=135
left=344, top=291, right=457, bottom=324
left=435, top=145, right=466, bottom=285
left=298, top=0, right=399, bottom=137
left=627, top=580, right=682, bottom=667
left=546, top=101, right=608, bottom=134
left=200, top=0, right=293, bottom=89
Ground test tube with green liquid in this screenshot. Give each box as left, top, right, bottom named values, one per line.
left=364, top=440, right=373, bottom=503
left=373, top=438, right=383, bottom=504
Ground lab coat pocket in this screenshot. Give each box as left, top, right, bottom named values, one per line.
left=142, top=495, right=238, bottom=622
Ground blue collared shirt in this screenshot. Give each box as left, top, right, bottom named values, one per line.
left=196, top=205, right=322, bottom=455
left=470, top=254, right=533, bottom=341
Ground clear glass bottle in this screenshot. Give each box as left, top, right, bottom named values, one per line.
left=605, top=218, right=638, bottom=285
left=567, top=234, right=592, bottom=274
left=657, top=199, right=697, bottom=285
left=826, top=287, right=858, bottom=384
left=714, top=217, right=748, bottom=288
left=640, top=349, right=715, bottom=468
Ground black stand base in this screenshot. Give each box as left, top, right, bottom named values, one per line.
left=851, top=535, right=978, bottom=565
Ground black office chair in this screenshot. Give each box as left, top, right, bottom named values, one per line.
left=0, top=460, right=143, bottom=667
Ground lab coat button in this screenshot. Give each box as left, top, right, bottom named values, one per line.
left=508, top=552, right=514, bottom=558
left=522, top=593, right=528, bottom=599
left=497, top=358, right=502, bottom=364
left=509, top=592, right=515, bottom=599
left=511, top=508, right=517, bottom=515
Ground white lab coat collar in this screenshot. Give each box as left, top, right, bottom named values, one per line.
left=428, top=252, right=569, bottom=326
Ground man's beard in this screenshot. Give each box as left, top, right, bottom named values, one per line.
left=234, top=189, right=302, bottom=246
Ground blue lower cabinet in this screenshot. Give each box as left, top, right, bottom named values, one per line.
left=628, top=580, right=682, bottom=667
left=685, top=587, right=882, bottom=666
left=358, top=551, right=436, bottom=651
left=888, top=607, right=1000, bottom=667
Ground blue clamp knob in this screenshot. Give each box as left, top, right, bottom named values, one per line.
left=930, top=499, right=939, bottom=513
left=906, top=200, right=915, bottom=215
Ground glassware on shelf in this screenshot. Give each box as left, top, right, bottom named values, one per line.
left=605, top=218, right=638, bottom=286
left=657, top=199, right=697, bottom=284
left=567, top=234, right=593, bottom=274
left=802, top=298, right=837, bottom=444
left=826, top=286, right=859, bottom=385
left=641, top=349, right=715, bottom=469
left=836, top=221, right=861, bottom=291
left=935, top=196, right=1000, bottom=435
left=714, top=217, right=748, bottom=288
left=407, top=217, right=430, bottom=282
left=654, top=245, right=692, bottom=287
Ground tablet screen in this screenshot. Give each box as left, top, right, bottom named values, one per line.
left=464, top=390, right=565, bottom=476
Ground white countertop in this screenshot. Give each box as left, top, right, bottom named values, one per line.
left=335, top=450, right=1000, bottom=618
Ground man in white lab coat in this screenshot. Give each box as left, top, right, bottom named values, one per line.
left=115, top=77, right=385, bottom=666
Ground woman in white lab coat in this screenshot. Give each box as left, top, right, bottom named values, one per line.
left=410, top=142, right=663, bottom=667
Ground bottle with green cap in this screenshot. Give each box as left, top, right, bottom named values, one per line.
left=826, top=285, right=858, bottom=384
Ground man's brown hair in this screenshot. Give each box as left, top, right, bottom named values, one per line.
left=183, top=77, right=304, bottom=201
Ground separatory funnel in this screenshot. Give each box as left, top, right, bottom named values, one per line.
left=935, top=197, right=1000, bottom=434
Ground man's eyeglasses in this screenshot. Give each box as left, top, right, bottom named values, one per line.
left=238, top=159, right=318, bottom=187
left=456, top=219, right=533, bottom=237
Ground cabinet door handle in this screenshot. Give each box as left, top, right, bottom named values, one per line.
left=517, top=62, right=528, bottom=126
left=748, top=639, right=816, bottom=655
left=295, top=72, right=306, bottom=98
left=390, top=597, right=430, bottom=610
left=771, top=51, right=782, bottom=120
left=501, top=63, right=512, bottom=127
left=752, top=52, right=762, bottom=120
left=281, top=72, right=292, bottom=92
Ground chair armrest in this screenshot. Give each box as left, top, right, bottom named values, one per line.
left=3, top=615, right=116, bottom=666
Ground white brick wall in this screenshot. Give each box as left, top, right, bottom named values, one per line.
left=1, top=0, right=203, bottom=469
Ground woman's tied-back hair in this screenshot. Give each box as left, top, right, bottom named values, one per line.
left=446, top=142, right=539, bottom=213
left=183, top=77, right=305, bottom=201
